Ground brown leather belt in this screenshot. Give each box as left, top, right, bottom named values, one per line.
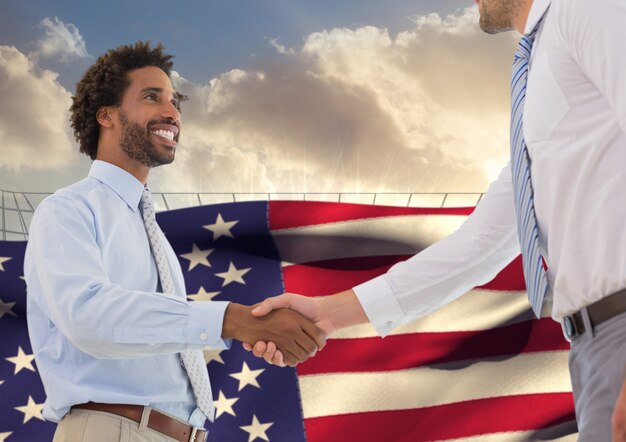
left=561, top=289, right=626, bottom=342
left=72, top=402, right=207, bottom=442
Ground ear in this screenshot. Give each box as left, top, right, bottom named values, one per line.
left=96, top=107, right=114, bottom=128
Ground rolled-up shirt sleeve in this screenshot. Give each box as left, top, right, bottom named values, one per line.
left=26, top=196, right=230, bottom=359
left=354, top=164, right=520, bottom=336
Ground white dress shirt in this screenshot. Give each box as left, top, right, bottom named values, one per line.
left=354, top=0, right=626, bottom=335
left=25, top=160, right=230, bottom=425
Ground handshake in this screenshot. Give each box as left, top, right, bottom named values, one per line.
left=222, top=290, right=367, bottom=367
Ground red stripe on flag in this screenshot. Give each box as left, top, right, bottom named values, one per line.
left=304, top=393, right=575, bottom=442
left=284, top=256, right=526, bottom=297
left=284, top=255, right=407, bottom=296
left=476, top=255, right=525, bottom=291
left=298, top=318, right=568, bottom=375
left=270, top=201, right=473, bottom=230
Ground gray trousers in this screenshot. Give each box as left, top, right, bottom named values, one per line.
left=569, top=309, right=626, bottom=441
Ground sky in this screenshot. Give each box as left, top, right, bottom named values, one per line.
left=0, top=0, right=519, bottom=194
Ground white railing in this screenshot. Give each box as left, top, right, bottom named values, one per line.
left=0, top=190, right=484, bottom=241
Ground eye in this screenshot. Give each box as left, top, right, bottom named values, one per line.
left=145, top=93, right=158, bottom=102
left=171, top=99, right=181, bottom=111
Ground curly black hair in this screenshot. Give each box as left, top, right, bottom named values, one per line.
left=70, top=41, right=185, bottom=160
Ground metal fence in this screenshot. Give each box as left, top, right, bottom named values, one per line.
left=0, top=190, right=484, bottom=241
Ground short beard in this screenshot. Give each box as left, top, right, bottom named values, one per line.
left=118, top=110, right=175, bottom=168
left=479, top=0, right=521, bottom=34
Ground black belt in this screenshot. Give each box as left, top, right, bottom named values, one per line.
left=561, top=289, right=626, bottom=342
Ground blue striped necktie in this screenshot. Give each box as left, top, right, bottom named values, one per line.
left=510, top=16, right=551, bottom=318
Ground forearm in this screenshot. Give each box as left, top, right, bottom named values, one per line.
left=34, top=275, right=230, bottom=358
left=320, top=289, right=369, bottom=332
left=353, top=165, right=519, bottom=336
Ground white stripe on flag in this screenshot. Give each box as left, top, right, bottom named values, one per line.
left=274, top=215, right=465, bottom=264
left=298, top=351, right=570, bottom=419
left=331, top=289, right=537, bottom=338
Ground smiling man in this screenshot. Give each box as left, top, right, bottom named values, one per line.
left=24, top=42, right=325, bottom=442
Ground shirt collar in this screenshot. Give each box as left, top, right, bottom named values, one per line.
left=524, top=0, right=551, bottom=34
left=88, top=160, right=145, bottom=212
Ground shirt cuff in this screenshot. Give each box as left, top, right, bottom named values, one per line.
left=188, top=301, right=232, bottom=349
left=353, top=275, right=406, bottom=337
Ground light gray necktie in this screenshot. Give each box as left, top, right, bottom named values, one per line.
left=510, top=16, right=551, bottom=318
left=141, top=187, right=215, bottom=422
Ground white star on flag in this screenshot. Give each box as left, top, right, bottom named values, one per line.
left=203, top=349, right=225, bottom=365
left=215, top=262, right=251, bottom=287
left=203, top=213, right=238, bottom=241
left=179, top=243, right=213, bottom=271
left=187, top=287, right=220, bottom=302
left=0, top=298, right=17, bottom=319
left=240, top=415, right=273, bottom=442
left=14, top=396, right=44, bottom=424
left=0, top=432, right=12, bottom=442
left=6, top=346, right=36, bottom=374
left=0, top=256, right=11, bottom=272
left=214, top=390, right=239, bottom=418
left=230, top=361, right=264, bottom=391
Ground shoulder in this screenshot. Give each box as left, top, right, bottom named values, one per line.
left=30, top=177, right=103, bottom=235
left=550, top=0, right=618, bottom=27
left=548, top=0, right=624, bottom=57
left=36, top=178, right=94, bottom=213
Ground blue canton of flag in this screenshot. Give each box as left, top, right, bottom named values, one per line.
left=158, top=201, right=306, bottom=441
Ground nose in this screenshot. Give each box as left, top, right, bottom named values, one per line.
left=160, top=99, right=180, bottom=122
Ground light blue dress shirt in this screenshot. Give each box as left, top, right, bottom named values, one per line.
left=24, top=160, right=230, bottom=426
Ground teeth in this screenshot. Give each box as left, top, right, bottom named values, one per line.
left=152, top=129, right=175, bottom=141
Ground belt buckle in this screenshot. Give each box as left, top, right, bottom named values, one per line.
left=561, top=315, right=580, bottom=342
left=189, top=427, right=206, bottom=442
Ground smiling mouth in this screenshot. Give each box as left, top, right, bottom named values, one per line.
left=151, top=129, right=176, bottom=142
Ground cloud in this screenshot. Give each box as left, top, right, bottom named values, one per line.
left=157, top=6, right=517, bottom=193
left=31, top=16, right=90, bottom=63
left=0, top=45, right=79, bottom=174
left=1, top=7, right=518, bottom=196
left=269, top=38, right=295, bottom=56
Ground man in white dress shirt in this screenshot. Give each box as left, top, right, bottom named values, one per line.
left=244, top=0, right=626, bottom=439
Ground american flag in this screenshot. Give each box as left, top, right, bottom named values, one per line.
left=0, top=200, right=577, bottom=441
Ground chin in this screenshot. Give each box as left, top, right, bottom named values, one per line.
left=479, top=19, right=512, bottom=34
left=159, top=152, right=176, bottom=166
left=147, top=148, right=176, bottom=168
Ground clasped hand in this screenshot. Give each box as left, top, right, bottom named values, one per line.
left=242, top=293, right=336, bottom=367
left=222, top=302, right=327, bottom=367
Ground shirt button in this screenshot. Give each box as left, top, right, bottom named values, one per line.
left=200, top=333, right=208, bottom=341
